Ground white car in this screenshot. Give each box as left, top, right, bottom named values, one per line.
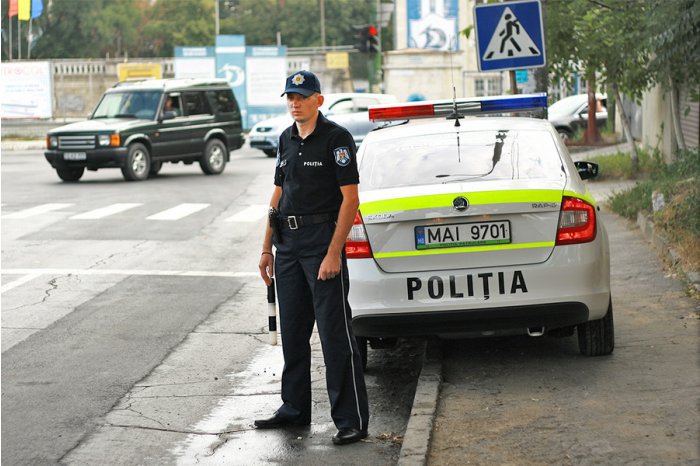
left=344, top=94, right=614, bottom=363
left=249, top=93, right=397, bottom=157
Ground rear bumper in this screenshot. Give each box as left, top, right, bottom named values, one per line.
left=45, top=148, right=128, bottom=169
left=348, top=235, right=610, bottom=339
left=352, top=302, right=589, bottom=338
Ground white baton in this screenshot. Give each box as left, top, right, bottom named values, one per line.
left=267, top=279, right=277, bottom=345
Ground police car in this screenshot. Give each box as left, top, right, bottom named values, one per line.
left=345, top=94, right=614, bottom=361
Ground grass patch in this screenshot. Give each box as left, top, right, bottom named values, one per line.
left=603, top=147, right=700, bottom=272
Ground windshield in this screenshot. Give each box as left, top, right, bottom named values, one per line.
left=92, top=91, right=162, bottom=120
left=359, top=129, right=563, bottom=190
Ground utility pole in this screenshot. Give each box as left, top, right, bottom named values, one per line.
left=320, top=0, right=326, bottom=48
left=215, top=0, right=220, bottom=37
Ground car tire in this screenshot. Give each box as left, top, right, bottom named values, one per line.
left=121, top=143, right=151, bottom=181
left=557, top=128, right=573, bottom=141
left=356, top=336, right=368, bottom=370
left=149, top=160, right=163, bottom=177
left=200, top=139, right=227, bottom=175
left=577, top=298, right=615, bottom=356
left=56, top=167, right=84, bottom=182
left=263, top=149, right=277, bottom=158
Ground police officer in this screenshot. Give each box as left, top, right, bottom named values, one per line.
left=256, top=70, right=369, bottom=446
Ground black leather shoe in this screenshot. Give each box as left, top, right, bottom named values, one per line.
left=254, top=414, right=309, bottom=429
left=332, top=428, right=368, bottom=445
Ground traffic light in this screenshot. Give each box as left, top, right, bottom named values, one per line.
left=353, top=25, right=369, bottom=53
left=367, top=25, right=380, bottom=55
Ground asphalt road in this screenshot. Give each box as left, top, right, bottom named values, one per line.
left=1, top=147, right=422, bottom=465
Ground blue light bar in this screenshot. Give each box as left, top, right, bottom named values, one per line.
left=480, top=93, right=548, bottom=113
left=368, top=93, right=548, bottom=122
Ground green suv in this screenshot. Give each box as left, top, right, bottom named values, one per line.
left=45, top=79, right=244, bottom=182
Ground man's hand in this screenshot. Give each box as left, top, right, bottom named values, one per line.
left=317, top=252, right=341, bottom=280
left=259, top=253, right=274, bottom=286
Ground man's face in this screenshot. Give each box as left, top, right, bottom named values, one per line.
left=286, top=92, right=324, bottom=124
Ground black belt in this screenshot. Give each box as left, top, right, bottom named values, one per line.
left=280, top=213, right=336, bottom=230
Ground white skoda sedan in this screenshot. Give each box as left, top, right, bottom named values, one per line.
left=344, top=94, right=614, bottom=361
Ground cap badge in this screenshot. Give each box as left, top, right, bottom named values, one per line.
left=292, top=74, right=305, bottom=85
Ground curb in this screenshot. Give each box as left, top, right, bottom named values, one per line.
left=398, top=340, right=442, bottom=466
left=637, top=212, right=700, bottom=293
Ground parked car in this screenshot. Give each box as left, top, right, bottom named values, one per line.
left=548, top=93, right=607, bottom=141
left=45, top=79, right=245, bottom=182
left=248, top=93, right=397, bottom=157
left=344, top=94, right=614, bottom=366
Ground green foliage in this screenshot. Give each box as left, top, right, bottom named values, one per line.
left=219, top=0, right=375, bottom=48
left=648, top=0, right=700, bottom=97
left=607, top=149, right=700, bottom=239
left=591, top=147, right=663, bottom=180
left=18, top=0, right=381, bottom=59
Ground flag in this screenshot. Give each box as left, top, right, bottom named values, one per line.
left=18, top=0, right=30, bottom=20
left=31, top=0, right=43, bottom=19
left=8, top=0, right=18, bottom=17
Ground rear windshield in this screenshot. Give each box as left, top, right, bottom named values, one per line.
left=359, top=129, right=563, bottom=190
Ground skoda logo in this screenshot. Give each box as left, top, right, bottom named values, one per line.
left=453, top=196, right=469, bottom=211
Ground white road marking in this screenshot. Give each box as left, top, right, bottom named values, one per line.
left=146, top=203, right=210, bottom=221
left=1, top=273, right=43, bottom=293
left=70, top=203, right=142, bottom=220
left=3, top=203, right=74, bottom=219
left=224, top=204, right=267, bottom=222
left=0, top=268, right=257, bottom=294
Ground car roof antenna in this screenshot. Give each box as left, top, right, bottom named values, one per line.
left=446, top=44, right=463, bottom=128
left=445, top=41, right=463, bottom=162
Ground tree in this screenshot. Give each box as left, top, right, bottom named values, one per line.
left=647, top=0, right=700, bottom=152
left=141, top=0, right=215, bottom=56
left=546, top=0, right=653, bottom=171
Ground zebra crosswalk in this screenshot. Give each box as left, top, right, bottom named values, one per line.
left=2, top=203, right=268, bottom=223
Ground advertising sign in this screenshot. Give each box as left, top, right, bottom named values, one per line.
left=407, top=0, right=459, bottom=51
left=246, top=46, right=287, bottom=127
left=117, top=63, right=162, bottom=81
left=1, top=61, right=53, bottom=119
left=216, top=35, right=247, bottom=126
left=174, top=47, right=216, bottom=79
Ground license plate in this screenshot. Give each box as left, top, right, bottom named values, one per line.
left=63, top=152, right=86, bottom=161
left=415, top=220, right=511, bottom=250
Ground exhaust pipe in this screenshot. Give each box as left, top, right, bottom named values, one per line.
left=527, top=326, right=545, bottom=337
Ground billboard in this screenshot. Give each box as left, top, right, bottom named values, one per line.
left=174, top=47, right=216, bottom=79
left=407, top=0, right=459, bottom=51
left=246, top=46, right=287, bottom=127
left=216, top=35, right=248, bottom=127
left=1, top=61, right=53, bottom=119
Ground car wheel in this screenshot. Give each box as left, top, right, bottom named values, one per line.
left=356, top=336, right=368, bottom=370
left=56, top=167, right=84, bottom=182
left=149, top=160, right=163, bottom=177
left=577, top=298, right=615, bottom=356
left=200, top=139, right=227, bottom=175
left=121, top=143, right=151, bottom=181
left=557, top=128, right=572, bottom=141
left=263, top=149, right=277, bottom=158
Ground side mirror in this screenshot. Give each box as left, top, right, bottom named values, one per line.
left=574, top=161, right=599, bottom=180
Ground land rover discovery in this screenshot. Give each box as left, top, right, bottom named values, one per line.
left=45, top=79, right=244, bottom=182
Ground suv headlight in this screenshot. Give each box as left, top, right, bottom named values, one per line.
left=98, top=134, right=111, bottom=146
left=47, top=135, right=58, bottom=149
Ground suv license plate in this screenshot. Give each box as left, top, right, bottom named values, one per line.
left=64, top=152, right=86, bottom=161
left=415, top=220, right=511, bottom=250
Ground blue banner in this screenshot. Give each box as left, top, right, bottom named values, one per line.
left=215, top=35, right=247, bottom=127
left=407, top=0, right=459, bottom=51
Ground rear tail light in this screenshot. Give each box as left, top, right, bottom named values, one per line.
left=345, top=211, right=373, bottom=258
left=556, top=196, right=596, bottom=245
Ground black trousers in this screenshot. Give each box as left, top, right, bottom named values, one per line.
left=273, top=221, right=369, bottom=431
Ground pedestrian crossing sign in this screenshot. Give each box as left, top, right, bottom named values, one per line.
left=474, top=0, right=546, bottom=72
